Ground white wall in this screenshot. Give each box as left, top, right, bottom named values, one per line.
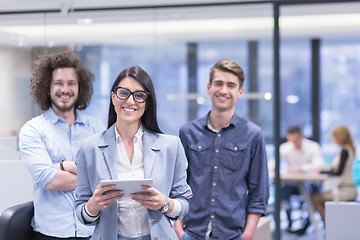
left=0, top=46, right=34, bottom=137
left=0, top=160, right=33, bottom=214
left=0, top=47, right=36, bottom=213
left=0, top=136, right=32, bottom=214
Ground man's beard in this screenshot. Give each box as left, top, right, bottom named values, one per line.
left=50, top=96, right=76, bottom=112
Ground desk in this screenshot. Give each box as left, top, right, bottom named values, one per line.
left=281, top=172, right=328, bottom=240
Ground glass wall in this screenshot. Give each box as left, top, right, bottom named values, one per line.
left=320, top=39, right=360, bottom=155
left=320, top=39, right=360, bottom=184
left=279, top=2, right=360, bottom=161
left=280, top=40, right=312, bottom=137
left=0, top=3, right=274, bottom=137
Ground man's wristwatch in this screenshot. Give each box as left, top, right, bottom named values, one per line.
left=159, top=196, right=169, bottom=213
left=60, top=160, right=65, bottom=171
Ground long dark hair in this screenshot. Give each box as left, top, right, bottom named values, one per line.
left=107, top=66, right=162, bottom=134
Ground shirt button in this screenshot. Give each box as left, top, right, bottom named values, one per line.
left=217, top=134, right=221, bottom=137
left=213, top=182, right=216, bottom=186
left=211, top=215, right=215, bottom=219
left=234, top=146, right=238, bottom=151
left=215, top=149, right=219, bottom=153
left=151, top=219, right=156, bottom=226
left=214, top=165, right=218, bottom=170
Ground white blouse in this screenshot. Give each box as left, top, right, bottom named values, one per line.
left=115, top=125, right=149, bottom=238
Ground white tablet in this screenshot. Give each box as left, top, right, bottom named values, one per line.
left=99, top=179, right=153, bottom=197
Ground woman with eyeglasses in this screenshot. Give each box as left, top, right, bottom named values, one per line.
left=75, top=66, right=192, bottom=240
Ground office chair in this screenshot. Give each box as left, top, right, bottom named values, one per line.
left=286, top=194, right=310, bottom=234
left=0, top=201, right=34, bottom=240
left=281, top=184, right=311, bottom=235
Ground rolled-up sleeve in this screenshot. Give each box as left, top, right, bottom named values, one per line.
left=19, top=122, right=58, bottom=189
left=247, top=131, right=269, bottom=215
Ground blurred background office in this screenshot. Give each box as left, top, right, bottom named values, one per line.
left=1, top=0, right=360, bottom=239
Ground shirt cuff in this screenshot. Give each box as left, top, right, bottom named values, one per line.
left=166, top=199, right=182, bottom=218
left=82, top=204, right=100, bottom=223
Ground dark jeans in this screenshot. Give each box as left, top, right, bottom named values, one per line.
left=33, top=231, right=90, bottom=240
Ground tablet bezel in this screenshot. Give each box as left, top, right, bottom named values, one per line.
left=99, top=178, right=153, bottom=197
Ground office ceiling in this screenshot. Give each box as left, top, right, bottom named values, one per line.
left=0, top=0, right=359, bottom=47
left=0, top=0, right=259, bottom=12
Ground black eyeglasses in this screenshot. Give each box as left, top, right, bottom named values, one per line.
left=113, top=86, right=150, bottom=103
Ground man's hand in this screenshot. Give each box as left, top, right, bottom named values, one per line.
left=174, top=219, right=185, bottom=239
left=242, top=213, right=261, bottom=240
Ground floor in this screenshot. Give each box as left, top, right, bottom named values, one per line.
left=270, top=200, right=325, bottom=240
left=279, top=226, right=321, bottom=240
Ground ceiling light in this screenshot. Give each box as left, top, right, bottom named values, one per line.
left=197, top=96, right=206, bottom=105
left=264, top=92, right=272, bottom=100
left=77, top=18, right=93, bottom=25
left=286, top=95, right=299, bottom=104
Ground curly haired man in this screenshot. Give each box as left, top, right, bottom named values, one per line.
left=19, top=50, right=105, bottom=240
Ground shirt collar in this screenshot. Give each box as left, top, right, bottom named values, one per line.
left=44, top=107, right=85, bottom=125
left=44, top=108, right=63, bottom=124
left=205, top=111, right=238, bottom=133
left=115, top=124, right=144, bottom=144
left=74, top=112, right=86, bottom=124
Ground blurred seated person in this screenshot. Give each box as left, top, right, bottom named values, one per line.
left=311, top=126, right=357, bottom=221
left=280, top=125, right=324, bottom=234
left=281, top=126, right=324, bottom=173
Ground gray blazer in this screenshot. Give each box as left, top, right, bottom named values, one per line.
left=75, top=124, right=192, bottom=240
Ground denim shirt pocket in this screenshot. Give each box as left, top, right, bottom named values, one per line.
left=188, top=143, right=211, bottom=170
left=222, top=143, right=248, bottom=171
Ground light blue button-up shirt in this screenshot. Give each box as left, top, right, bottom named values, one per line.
left=19, top=108, right=105, bottom=238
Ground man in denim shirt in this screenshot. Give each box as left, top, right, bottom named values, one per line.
left=19, top=51, right=104, bottom=240
left=174, top=60, right=269, bottom=240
